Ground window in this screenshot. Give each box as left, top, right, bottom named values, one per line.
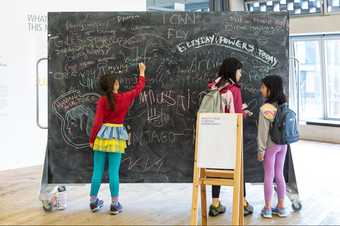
left=147, top=0, right=210, bottom=12
left=325, top=39, right=340, bottom=119
left=292, top=39, right=323, bottom=121
left=327, top=0, right=340, bottom=12
left=246, top=0, right=322, bottom=15
left=290, top=35, right=340, bottom=122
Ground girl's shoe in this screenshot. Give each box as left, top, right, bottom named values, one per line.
left=42, top=194, right=58, bottom=212
left=209, top=202, right=226, bottom=217
left=90, top=198, right=104, bottom=212
left=261, top=208, right=273, bottom=219
left=244, top=200, right=254, bottom=216
left=110, top=202, right=123, bottom=215
left=272, top=207, right=289, bottom=217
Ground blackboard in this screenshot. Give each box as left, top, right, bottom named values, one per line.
left=47, top=12, right=290, bottom=184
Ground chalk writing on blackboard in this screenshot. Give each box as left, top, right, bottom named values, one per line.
left=176, top=35, right=278, bottom=67
left=52, top=90, right=100, bottom=149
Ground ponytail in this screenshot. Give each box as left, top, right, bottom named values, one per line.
left=105, top=90, right=115, bottom=111
left=99, top=74, right=117, bottom=111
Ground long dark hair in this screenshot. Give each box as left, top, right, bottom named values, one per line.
left=216, top=57, right=242, bottom=87
left=261, top=75, right=287, bottom=105
left=99, top=74, right=117, bottom=111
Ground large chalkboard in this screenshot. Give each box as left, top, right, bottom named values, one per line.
left=48, top=12, right=289, bottom=184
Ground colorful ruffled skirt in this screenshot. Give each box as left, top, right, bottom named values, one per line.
left=93, top=123, right=128, bottom=153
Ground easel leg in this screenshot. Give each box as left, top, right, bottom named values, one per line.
left=239, top=134, right=244, bottom=226
left=232, top=115, right=243, bottom=225
left=191, top=164, right=200, bottom=225
left=201, top=183, right=207, bottom=226
left=239, top=166, right=244, bottom=225
left=191, top=182, right=199, bottom=225
left=232, top=182, right=241, bottom=225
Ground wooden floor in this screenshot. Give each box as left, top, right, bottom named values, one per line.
left=1, top=140, right=340, bottom=225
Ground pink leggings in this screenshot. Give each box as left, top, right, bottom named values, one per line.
left=263, top=144, right=287, bottom=204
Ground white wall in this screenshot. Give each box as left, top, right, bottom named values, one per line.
left=290, top=14, right=340, bottom=35
left=299, top=124, right=340, bottom=144
left=0, top=0, right=146, bottom=171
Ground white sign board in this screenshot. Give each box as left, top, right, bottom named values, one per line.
left=197, top=113, right=238, bottom=169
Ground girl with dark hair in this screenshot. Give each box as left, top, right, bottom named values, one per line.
left=257, top=75, right=289, bottom=218
left=88, top=63, right=145, bottom=215
left=208, top=57, right=253, bottom=217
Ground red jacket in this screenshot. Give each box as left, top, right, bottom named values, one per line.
left=208, top=77, right=246, bottom=116
left=89, top=76, right=145, bottom=144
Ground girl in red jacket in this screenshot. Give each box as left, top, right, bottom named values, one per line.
left=208, top=57, right=253, bottom=217
left=89, top=63, right=145, bottom=214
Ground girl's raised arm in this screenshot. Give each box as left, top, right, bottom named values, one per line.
left=123, top=63, right=146, bottom=105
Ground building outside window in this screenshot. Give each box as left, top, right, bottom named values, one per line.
left=246, top=0, right=340, bottom=15
left=246, top=0, right=322, bottom=15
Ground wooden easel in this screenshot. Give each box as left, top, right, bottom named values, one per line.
left=191, top=113, right=244, bottom=226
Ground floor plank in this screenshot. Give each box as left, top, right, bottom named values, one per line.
left=1, top=140, right=340, bottom=225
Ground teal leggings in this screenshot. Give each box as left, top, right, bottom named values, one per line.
left=90, top=151, right=122, bottom=198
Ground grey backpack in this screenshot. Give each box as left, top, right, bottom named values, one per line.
left=198, top=89, right=223, bottom=113
left=270, top=103, right=299, bottom=144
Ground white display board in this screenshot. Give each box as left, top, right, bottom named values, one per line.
left=197, top=113, right=238, bottom=169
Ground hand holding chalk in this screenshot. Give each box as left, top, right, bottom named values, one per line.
left=139, top=63, right=146, bottom=77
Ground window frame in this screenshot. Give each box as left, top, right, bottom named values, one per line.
left=290, top=35, right=324, bottom=122
left=325, top=0, right=340, bottom=15
left=323, top=34, right=340, bottom=120
left=290, top=34, right=340, bottom=122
